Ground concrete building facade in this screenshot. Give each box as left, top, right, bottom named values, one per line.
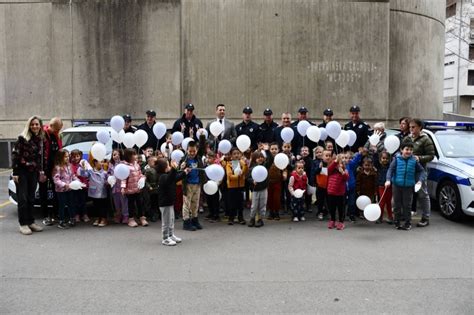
left=0, top=0, right=445, bottom=140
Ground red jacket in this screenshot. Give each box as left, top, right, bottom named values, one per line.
left=43, top=125, right=63, bottom=174
left=290, top=171, right=307, bottom=190
left=327, top=161, right=349, bottom=196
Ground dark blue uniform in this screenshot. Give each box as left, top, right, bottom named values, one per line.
left=257, top=121, right=278, bottom=144
left=236, top=120, right=260, bottom=150
left=344, top=120, right=371, bottom=152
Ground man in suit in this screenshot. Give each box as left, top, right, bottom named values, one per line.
left=206, top=104, right=237, bottom=147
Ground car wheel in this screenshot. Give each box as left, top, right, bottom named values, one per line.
left=437, top=181, right=463, bottom=221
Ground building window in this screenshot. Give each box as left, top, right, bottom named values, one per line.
left=470, top=45, right=474, bottom=60
left=446, top=3, right=456, bottom=18
left=468, top=70, right=474, bottom=86
left=444, top=61, right=455, bottom=66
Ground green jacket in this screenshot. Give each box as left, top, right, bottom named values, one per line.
left=405, top=133, right=435, bottom=166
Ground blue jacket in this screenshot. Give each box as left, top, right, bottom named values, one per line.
left=346, top=153, right=362, bottom=190
left=387, top=154, right=426, bottom=187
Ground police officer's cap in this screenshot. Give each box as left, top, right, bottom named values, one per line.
left=243, top=106, right=253, bottom=114
left=349, top=105, right=360, bottom=113
left=298, top=106, right=308, bottom=113
left=323, top=108, right=333, bottom=116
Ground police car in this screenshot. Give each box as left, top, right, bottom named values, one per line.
left=422, top=121, right=474, bottom=220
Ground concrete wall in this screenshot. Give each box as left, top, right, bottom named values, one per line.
left=0, top=0, right=444, bottom=140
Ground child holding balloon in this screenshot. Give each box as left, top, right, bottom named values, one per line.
left=108, top=149, right=129, bottom=224
left=374, top=151, right=393, bottom=224
left=225, top=147, right=248, bottom=225
left=356, top=157, right=378, bottom=219
left=288, top=160, right=308, bottom=222
left=247, top=149, right=273, bottom=227
left=52, top=149, right=78, bottom=229
left=203, top=151, right=221, bottom=222
left=121, top=149, right=147, bottom=228
left=70, top=149, right=90, bottom=223
left=267, top=143, right=287, bottom=220
left=327, top=154, right=349, bottom=230
left=78, top=159, right=108, bottom=227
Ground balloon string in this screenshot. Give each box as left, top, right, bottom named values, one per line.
left=378, top=187, right=388, bottom=205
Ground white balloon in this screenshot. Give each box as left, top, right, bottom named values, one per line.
left=306, top=126, right=321, bottom=143
left=196, top=128, right=208, bottom=139
left=118, top=130, right=126, bottom=143
left=356, top=195, right=372, bottom=210
left=181, top=137, right=194, bottom=151
left=171, top=131, right=184, bottom=146
left=274, top=153, right=289, bottom=170
left=347, top=130, right=357, bottom=147
left=96, top=130, right=110, bottom=145
left=293, top=189, right=305, bottom=198
left=384, top=135, right=401, bottom=154
left=110, top=115, right=125, bottom=132
left=107, top=175, right=116, bottom=187
left=111, top=130, right=122, bottom=143
left=91, top=143, right=106, bottom=161
left=319, top=127, right=328, bottom=141
left=281, top=127, right=294, bottom=143
left=8, top=179, right=16, bottom=194
left=364, top=203, right=382, bottom=222
left=69, top=180, right=83, bottom=190
left=369, top=134, right=380, bottom=146
left=123, top=132, right=135, bottom=148
left=160, top=142, right=171, bottom=155
left=236, top=135, right=251, bottom=152
left=134, top=130, right=148, bottom=148
left=326, top=121, right=341, bottom=139
left=297, top=120, right=311, bottom=137
left=218, top=139, right=232, bottom=154
left=203, top=180, right=218, bottom=195
left=209, top=121, right=224, bottom=137
left=205, top=164, right=225, bottom=181
left=307, top=185, right=316, bottom=195
left=335, top=130, right=349, bottom=148
left=251, top=165, right=268, bottom=183
left=153, top=122, right=167, bottom=140
left=171, top=150, right=184, bottom=163
left=114, top=164, right=130, bottom=180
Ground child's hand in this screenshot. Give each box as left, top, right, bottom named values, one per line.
left=170, top=160, right=178, bottom=169
left=180, top=162, right=186, bottom=170
left=385, top=181, right=391, bottom=187
left=65, top=184, right=69, bottom=191
left=253, top=180, right=257, bottom=186
left=121, top=188, right=126, bottom=195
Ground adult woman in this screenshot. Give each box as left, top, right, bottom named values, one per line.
left=407, top=118, right=435, bottom=227
left=12, top=116, right=47, bottom=235
left=397, top=117, right=411, bottom=142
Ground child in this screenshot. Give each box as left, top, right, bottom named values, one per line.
left=281, top=142, right=295, bottom=213
left=247, top=149, right=272, bottom=227
left=325, top=140, right=334, bottom=155
left=52, top=149, right=78, bottom=229
left=314, top=150, right=332, bottom=220
left=267, top=142, right=287, bottom=220
left=299, top=146, right=313, bottom=214
left=70, top=149, right=90, bottom=223
left=108, top=149, right=129, bottom=224
left=374, top=151, right=393, bottom=224
left=327, top=154, right=349, bottom=230
left=345, top=149, right=365, bottom=222
left=79, top=159, right=108, bottom=227
left=121, top=149, right=147, bottom=227
left=180, top=140, right=206, bottom=231
left=225, top=147, right=248, bottom=225
left=288, top=160, right=308, bottom=221
left=144, top=156, right=160, bottom=222
left=386, top=141, right=426, bottom=230
left=157, top=158, right=188, bottom=246
left=203, top=151, right=221, bottom=222
left=356, top=157, right=378, bottom=219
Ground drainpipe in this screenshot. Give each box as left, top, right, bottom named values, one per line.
left=456, top=0, right=463, bottom=114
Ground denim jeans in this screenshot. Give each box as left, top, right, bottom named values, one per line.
left=57, top=191, right=74, bottom=222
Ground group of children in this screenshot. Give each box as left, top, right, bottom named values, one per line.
left=49, top=131, right=425, bottom=246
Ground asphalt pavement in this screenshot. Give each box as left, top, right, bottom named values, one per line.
left=0, top=171, right=473, bottom=314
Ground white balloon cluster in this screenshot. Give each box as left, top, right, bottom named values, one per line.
left=356, top=195, right=381, bottom=222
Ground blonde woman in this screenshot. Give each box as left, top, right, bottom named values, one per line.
left=11, top=116, right=47, bottom=235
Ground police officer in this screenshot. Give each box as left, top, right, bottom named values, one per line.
left=172, top=103, right=203, bottom=140
left=290, top=106, right=315, bottom=155
left=113, top=114, right=137, bottom=149
left=236, top=106, right=260, bottom=150
left=344, top=105, right=371, bottom=152
left=318, top=108, right=336, bottom=148
left=257, top=108, right=278, bottom=145
left=138, top=110, right=160, bottom=150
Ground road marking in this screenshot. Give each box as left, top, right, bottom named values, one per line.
left=0, top=200, right=12, bottom=208
left=0, top=169, right=12, bottom=175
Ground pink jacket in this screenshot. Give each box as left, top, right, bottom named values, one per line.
left=327, top=161, right=349, bottom=196
left=120, top=161, right=145, bottom=194
left=53, top=164, right=78, bottom=192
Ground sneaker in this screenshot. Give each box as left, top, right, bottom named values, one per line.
left=293, top=217, right=299, bottom=222
left=68, top=218, right=76, bottom=227
left=98, top=219, right=108, bottom=227
left=248, top=218, right=255, bottom=227
left=74, top=214, right=80, bottom=222
left=162, top=238, right=177, bottom=246
left=401, top=222, right=412, bottom=230
left=386, top=218, right=394, bottom=225
left=255, top=219, right=264, bottom=228
left=19, top=225, right=32, bottom=235
left=267, top=215, right=274, bottom=220
left=28, top=223, right=43, bottom=232
left=121, top=215, right=129, bottom=224
left=327, top=221, right=336, bottom=229
left=199, top=207, right=204, bottom=213
left=42, top=217, right=54, bottom=226
left=140, top=216, right=149, bottom=227
left=114, top=213, right=121, bottom=224
left=299, top=216, right=306, bottom=222
left=191, top=217, right=203, bottom=230
left=227, top=217, right=234, bottom=225
left=169, top=235, right=182, bottom=243
left=57, top=221, right=69, bottom=229
left=183, top=219, right=197, bottom=231
left=238, top=217, right=246, bottom=225
left=274, top=214, right=280, bottom=221
left=376, top=219, right=383, bottom=224
left=128, top=218, right=138, bottom=227
left=416, top=218, right=429, bottom=227
left=93, top=219, right=100, bottom=226
left=349, top=215, right=356, bottom=223
left=336, top=222, right=345, bottom=230
left=82, top=214, right=90, bottom=223
left=317, top=213, right=324, bottom=221
left=394, top=221, right=401, bottom=230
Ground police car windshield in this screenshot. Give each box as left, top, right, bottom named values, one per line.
left=62, top=132, right=98, bottom=146
left=436, top=133, right=474, bottom=158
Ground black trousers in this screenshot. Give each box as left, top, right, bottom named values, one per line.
left=316, top=188, right=328, bottom=215
left=205, top=191, right=220, bottom=218
left=16, top=170, right=38, bottom=226
left=227, top=188, right=243, bottom=219
left=92, top=197, right=108, bottom=219
left=127, top=193, right=143, bottom=218
left=327, top=194, right=345, bottom=222
left=40, top=176, right=57, bottom=219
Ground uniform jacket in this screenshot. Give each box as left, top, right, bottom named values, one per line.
left=236, top=120, right=260, bottom=150
left=172, top=114, right=203, bottom=140
left=257, top=121, right=278, bottom=144
left=344, top=120, right=371, bottom=152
